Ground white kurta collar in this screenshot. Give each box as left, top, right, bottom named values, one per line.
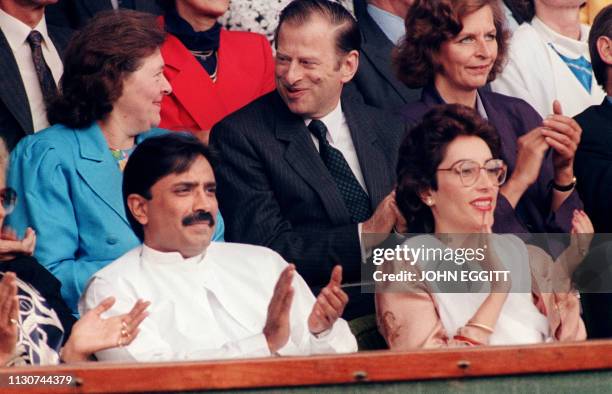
left=140, top=243, right=206, bottom=266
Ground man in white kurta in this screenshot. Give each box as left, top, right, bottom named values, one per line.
left=79, top=133, right=357, bottom=362
left=492, top=17, right=605, bottom=118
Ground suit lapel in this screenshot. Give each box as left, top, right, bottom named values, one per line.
left=0, top=30, right=33, bottom=135
left=273, top=96, right=352, bottom=225
left=342, top=98, right=391, bottom=208
left=162, top=32, right=226, bottom=131
left=74, top=124, right=129, bottom=225
left=360, top=14, right=413, bottom=103
left=478, top=90, right=519, bottom=172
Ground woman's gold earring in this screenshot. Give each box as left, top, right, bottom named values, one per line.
left=426, top=198, right=433, bottom=206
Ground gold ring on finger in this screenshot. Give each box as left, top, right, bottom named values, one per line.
left=9, top=318, right=17, bottom=325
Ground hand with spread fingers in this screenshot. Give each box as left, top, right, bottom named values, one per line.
left=0, top=227, right=36, bottom=262
left=308, top=265, right=348, bottom=336
left=0, top=272, right=19, bottom=365
left=61, top=297, right=150, bottom=362
left=263, top=264, right=295, bottom=354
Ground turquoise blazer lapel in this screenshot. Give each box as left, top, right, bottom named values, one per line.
left=74, top=123, right=129, bottom=225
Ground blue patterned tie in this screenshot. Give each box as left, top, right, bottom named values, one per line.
left=549, top=44, right=593, bottom=93
left=308, top=120, right=372, bottom=223
left=27, top=30, right=58, bottom=107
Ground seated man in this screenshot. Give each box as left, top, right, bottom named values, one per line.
left=210, top=0, right=406, bottom=320
left=350, top=0, right=420, bottom=110
left=573, top=5, right=612, bottom=339
left=575, top=4, right=612, bottom=233
left=80, top=134, right=357, bottom=362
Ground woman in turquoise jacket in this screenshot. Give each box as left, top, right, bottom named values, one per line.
left=7, top=11, right=224, bottom=314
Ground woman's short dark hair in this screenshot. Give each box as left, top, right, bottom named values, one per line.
left=48, top=10, right=165, bottom=128
left=274, top=0, right=360, bottom=55
left=589, top=4, right=612, bottom=90
left=396, top=104, right=501, bottom=232
left=394, top=0, right=509, bottom=89
left=123, top=133, right=214, bottom=241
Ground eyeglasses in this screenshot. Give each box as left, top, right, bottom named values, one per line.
left=437, top=159, right=507, bottom=187
left=0, top=188, right=17, bottom=214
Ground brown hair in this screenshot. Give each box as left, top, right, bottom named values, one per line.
left=396, top=104, right=501, bottom=232
left=394, top=0, right=509, bottom=89
left=48, top=10, right=165, bottom=128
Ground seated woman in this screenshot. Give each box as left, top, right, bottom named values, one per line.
left=0, top=140, right=148, bottom=366
left=376, top=105, right=588, bottom=349
left=396, top=0, right=582, bottom=234
left=158, top=0, right=275, bottom=144
left=7, top=10, right=224, bottom=315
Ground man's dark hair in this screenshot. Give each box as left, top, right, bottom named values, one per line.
left=589, top=4, right=612, bottom=90
left=274, top=0, right=360, bottom=55
left=48, top=10, right=165, bottom=128
left=396, top=104, right=501, bottom=232
left=123, top=133, right=214, bottom=241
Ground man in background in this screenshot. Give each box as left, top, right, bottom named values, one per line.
left=0, top=0, right=72, bottom=150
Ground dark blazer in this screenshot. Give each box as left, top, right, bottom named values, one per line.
left=45, top=0, right=162, bottom=30
left=0, top=25, right=72, bottom=151
left=575, top=98, right=612, bottom=233
left=210, top=90, right=405, bottom=320
left=575, top=101, right=612, bottom=339
left=350, top=0, right=420, bottom=111
left=400, top=85, right=582, bottom=234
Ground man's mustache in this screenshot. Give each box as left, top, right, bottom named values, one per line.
left=182, top=211, right=215, bottom=227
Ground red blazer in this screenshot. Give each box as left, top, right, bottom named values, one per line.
left=159, top=21, right=275, bottom=133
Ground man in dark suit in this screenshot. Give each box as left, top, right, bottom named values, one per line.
left=210, top=0, right=406, bottom=320
left=574, top=4, right=612, bottom=339
left=0, top=0, right=72, bottom=151
left=350, top=0, right=419, bottom=111
left=45, top=0, right=161, bottom=30
left=575, top=4, right=612, bottom=234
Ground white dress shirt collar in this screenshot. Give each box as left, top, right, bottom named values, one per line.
left=304, top=100, right=343, bottom=145
left=141, top=243, right=206, bottom=266
left=366, top=4, right=405, bottom=45
left=0, top=9, right=51, bottom=52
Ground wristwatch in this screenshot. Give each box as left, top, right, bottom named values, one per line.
left=552, top=176, right=577, bottom=192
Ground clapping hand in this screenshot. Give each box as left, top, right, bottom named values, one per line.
left=0, top=227, right=36, bottom=261
left=263, top=264, right=295, bottom=353
left=0, top=272, right=18, bottom=364
left=61, top=297, right=150, bottom=362
left=308, top=265, right=348, bottom=335
left=541, top=101, right=581, bottom=180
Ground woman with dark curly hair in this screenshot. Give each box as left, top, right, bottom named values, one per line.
left=396, top=0, right=583, bottom=235
left=6, top=10, right=223, bottom=315
left=376, top=104, right=589, bottom=348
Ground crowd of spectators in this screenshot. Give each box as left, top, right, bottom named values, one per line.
left=0, top=0, right=611, bottom=367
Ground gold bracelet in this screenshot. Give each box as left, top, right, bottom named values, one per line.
left=466, top=321, right=495, bottom=333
